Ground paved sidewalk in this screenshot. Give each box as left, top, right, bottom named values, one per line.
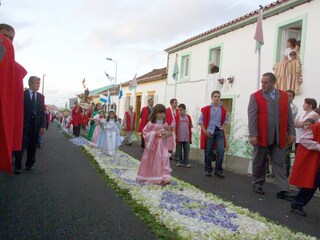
left=0, top=124, right=156, bottom=240
left=120, top=141, right=320, bottom=239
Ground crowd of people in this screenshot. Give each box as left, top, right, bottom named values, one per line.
left=71, top=73, right=320, bottom=218
left=2, top=24, right=320, bottom=219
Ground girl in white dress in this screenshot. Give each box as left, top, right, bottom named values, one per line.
left=101, top=109, right=123, bottom=156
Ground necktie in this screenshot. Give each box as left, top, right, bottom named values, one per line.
left=31, top=92, right=36, bottom=114
left=269, top=92, right=275, bottom=100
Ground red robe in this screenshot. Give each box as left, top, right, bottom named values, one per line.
left=138, top=106, right=149, bottom=132
left=200, top=105, right=227, bottom=149
left=175, top=114, right=192, bottom=144
left=125, top=111, right=136, bottom=131
left=166, top=107, right=179, bottom=126
left=71, top=106, right=83, bottom=127
left=254, top=90, right=288, bottom=148
left=0, top=34, right=15, bottom=173
left=84, top=109, right=92, bottom=126
left=12, top=62, right=27, bottom=151
left=289, top=123, right=320, bottom=189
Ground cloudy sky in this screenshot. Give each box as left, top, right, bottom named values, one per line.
left=1, top=0, right=272, bottom=107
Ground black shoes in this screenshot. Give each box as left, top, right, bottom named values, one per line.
left=291, top=204, right=307, bottom=216
left=14, top=169, right=22, bottom=175
left=214, top=172, right=225, bottom=178
left=277, top=191, right=294, bottom=201
left=253, top=186, right=265, bottom=195
left=205, top=172, right=224, bottom=178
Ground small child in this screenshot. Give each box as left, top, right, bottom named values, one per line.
left=91, top=110, right=106, bottom=146
left=289, top=50, right=297, bottom=61
left=175, top=103, right=193, bottom=167
left=303, top=118, right=315, bottom=131
left=136, top=104, right=175, bottom=185
left=100, top=109, right=123, bottom=156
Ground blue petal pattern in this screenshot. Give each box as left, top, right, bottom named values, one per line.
left=159, top=190, right=239, bottom=232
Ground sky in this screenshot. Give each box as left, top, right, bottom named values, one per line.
left=1, top=0, right=273, bottom=108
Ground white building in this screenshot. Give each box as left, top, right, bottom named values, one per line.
left=164, top=0, right=319, bottom=159
left=103, top=68, right=167, bottom=129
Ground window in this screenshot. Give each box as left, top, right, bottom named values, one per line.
left=180, top=54, right=191, bottom=80
left=208, top=44, right=222, bottom=74
left=274, top=14, right=307, bottom=64
left=145, top=94, right=155, bottom=105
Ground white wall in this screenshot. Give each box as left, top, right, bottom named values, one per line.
left=166, top=0, right=320, bottom=143
left=118, top=80, right=166, bottom=119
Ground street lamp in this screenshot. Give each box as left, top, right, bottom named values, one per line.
left=42, top=74, right=47, bottom=95
left=106, top=57, right=117, bottom=85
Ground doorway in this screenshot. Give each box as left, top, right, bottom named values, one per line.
left=135, top=95, right=142, bottom=130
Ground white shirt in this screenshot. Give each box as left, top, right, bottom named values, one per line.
left=284, top=48, right=294, bottom=60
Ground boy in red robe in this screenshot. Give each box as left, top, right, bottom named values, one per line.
left=199, top=91, right=227, bottom=178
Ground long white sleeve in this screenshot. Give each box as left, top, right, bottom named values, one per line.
left=300, top=129, right=320, bottom=151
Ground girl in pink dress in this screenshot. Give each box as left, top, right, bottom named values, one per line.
left=136, top=104, right=175, bottom=185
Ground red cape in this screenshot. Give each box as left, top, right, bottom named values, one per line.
left=125, top=111, right=136, bottom=131
left=12, top=62, right=27, bottom=151
left=0, top=34, right=15, bottom=173
left=200, top=105, right=227, bottom=149
left=71, top=106, right=83, bottom=127
left=138, top=106, right=149, bottom=132
left=289, top=123, right=320, bottom=188
left=254, top=90, right=288, bottom=148
left=166, top=107, right=179, bottom=126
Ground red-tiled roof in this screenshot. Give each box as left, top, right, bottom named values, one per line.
left=122, top=67, right=167, bottom=87
left=98, top=67, right=167, bottom=96
left=164, top=0, right=310, bottom=53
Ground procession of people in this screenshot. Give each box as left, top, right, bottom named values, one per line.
left=1, top=22, right=320, bottom=228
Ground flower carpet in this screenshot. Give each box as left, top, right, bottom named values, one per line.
left=76, top=143, right=315, bottom=240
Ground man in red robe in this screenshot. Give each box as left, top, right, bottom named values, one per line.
left=138, top=98, right=154, bottom=149
left=123, top=105, right=136, bottom=146
left=0, top=28, right=15, bottom=173
left=248, top=72, right=295, bottom=199
left=166, top=98, right=179, bottom=160
left=0, top=24, right=27, bottom=173
left=0, top=24, right=27, bottom=151
left=166, top=98, right=179, bottom=128
left=71, top=101, right=83, bottom=137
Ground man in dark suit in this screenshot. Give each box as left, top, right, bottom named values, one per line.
left=14, top=76, right=46, bottom=174
left=248, top=72, right=295, bottom=199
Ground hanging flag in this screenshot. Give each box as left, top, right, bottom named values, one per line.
left=104, top=71, right=115, bottom=81
left=254, top=7, right=264, bottom=53
left=82, top=78, right=86, bottom=89
left=107, top=90, right=111, bottom=104
left=100, top=94, right=108, bottom=103
left=172, top=54, right=179, bottom=81
left=118, top=84, right=123, bottom=99
left=128, top=73, right=137, bottom=91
